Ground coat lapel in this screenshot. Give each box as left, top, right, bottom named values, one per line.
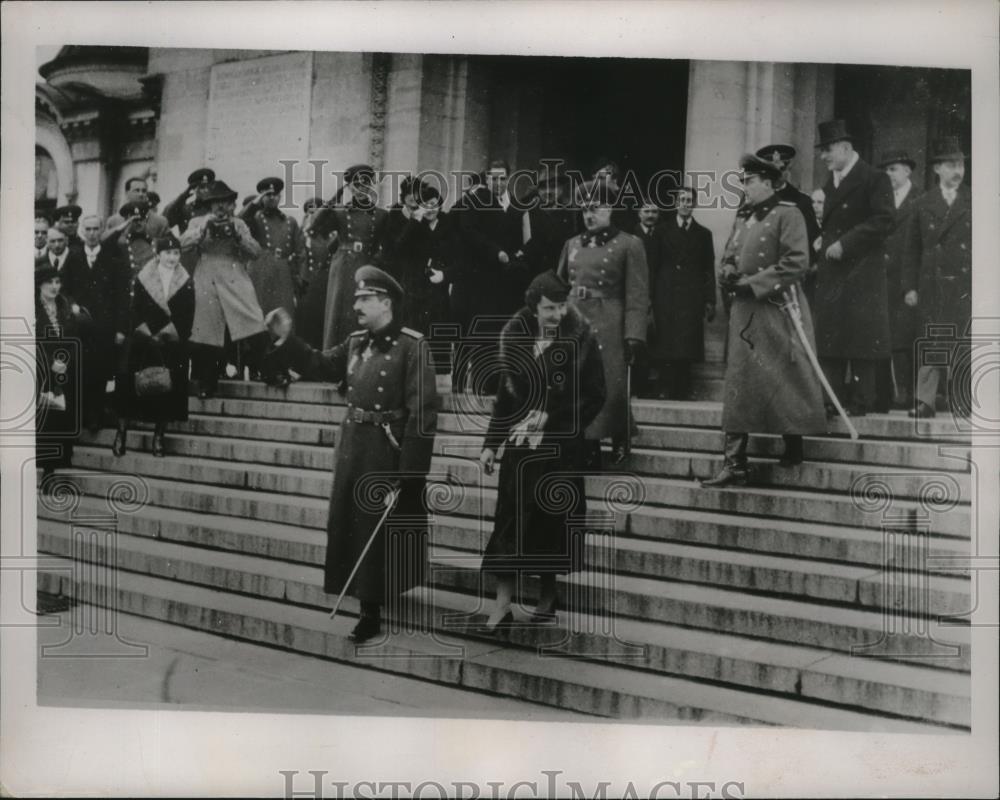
left=822, top=159, right=866, bottom=223
left=935, top=185, right=970, bottom=239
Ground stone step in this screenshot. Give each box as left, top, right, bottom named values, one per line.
left=203, top=381, right=972, bottom=443
left=66, top=448, right=969, bottom=537
left=38, top=495, right=969, bottom=618
left=34, top=529, right=965, bottom=730
left=78, top=428, right=970, bottom=503
left=34, top=508, right=969, bottom=670
left=426, top=547, right=970, bottom=671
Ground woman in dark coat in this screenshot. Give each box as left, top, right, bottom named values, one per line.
left=478, top=271, right=606, bottom=632
left=112, top=234, right=195, bottom=458
left=35, top=266, right=89, bottom=480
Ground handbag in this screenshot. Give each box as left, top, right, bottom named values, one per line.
left=134, top=346, right=173, bottom=397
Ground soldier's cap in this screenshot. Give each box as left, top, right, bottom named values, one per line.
left=303, top=196, right=324, bottom=212
left=53, top=204, right=82, bottom=222
left=35, top=263, right=60, bottom=287
left=574, top=178, right=616, bottom=208
left=147, top=191, right=161, bottom=206
left=929, top=136, right=968, bottom=163
left=345, top=164, right=376, bottom=185
left=187, top=168, right=216, bottom=187
left=815, top=119, right=855, bottom=148
left=755, top=144, right=796, bottom=165
left=738, top=153, right=782, bottom=183
left=119, top=200, right=150, bottom=219
left=256, top=177, right=284, bottom=195
left=202, top=180, right=239, bottom=204
left=354, top=265, right=403, bottom=301
left=525, top=269, right=570, bottom=308
left=155, top=232, right=182, bottom=253
left=878, top=149, right=916, bottom=170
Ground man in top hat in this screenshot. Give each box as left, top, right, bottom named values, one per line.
left=308, top=164, right=390, bottom=352
left=180, top=179, right=267, bottom=398
left=53, top=204, right=84, bottom=253
left=241, top=176, right=304, bottom=322
left=650, top=186, right=717, bottom=400
left=105, top=201, right=158, bottom=278
left=557, top=178, right=649, bottom=466
left=877, top=149, right=924, bottom=410
left=702, top=154, right=825, bottom=487
left=61, top=213, right=130, bottom=432
left=755, top=144, right=822, bottom=280
left=902, top=136, right=972, bottom=418
left=104, top=176, right=169, bottom=243
left=163, top=167, right=216, bottom=234
left=813, top=119, right=895, bottom=417
left=271, top=264, right=439, bottom=644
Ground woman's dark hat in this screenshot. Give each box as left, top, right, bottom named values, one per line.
left=155, top=233, right=182, bottom=253
left=35, top=264, right=60, bottom=287
left=525, top=270, right=570, bottom=307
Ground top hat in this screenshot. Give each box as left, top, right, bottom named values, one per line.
left=738, top=153, right=782, bottom=183
left=877, top=149, right=916, bottom=170
left=755, top=143, right=796, bottom=165
left=256, top=177, right=284, bottom=195
left=202, top=180, right=239, bottom=204
left=187, top=168, right=216, bottom=187
left=929, top=136, right=968, bottom=163
left=815, top=119, right=855, bottom=148
left=354, top=264, right=403, bottom=301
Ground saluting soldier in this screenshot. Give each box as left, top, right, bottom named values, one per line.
left=106, top=201, right=158, bottom=278
left=242, top=176, right=304, bottom=317
left=274, top=265, right=439, bottom=644
left=309, top=164, right=390, bottom=350
left=702, top=154, right=826, bottom=487
left=557, top=179, right=649, bottom=466
left=163, top=168, right=216, bottom=235
left=295, top=196, right=337, bottom=348
left=902, top=136, right=972, bottom=418
left=103, top=177, right=169, bottom=243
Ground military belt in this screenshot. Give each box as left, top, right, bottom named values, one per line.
left=347, top=406, right=407, bottom=425
left=571, top=284, right=609, bottom=300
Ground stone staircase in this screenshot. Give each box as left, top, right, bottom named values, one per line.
left=36, top=381, right=973, bottom=729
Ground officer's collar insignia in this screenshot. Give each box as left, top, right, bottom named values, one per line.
left=580, top=226, right=620, bottom=248
left=368, top=320, right=401, bottom=352
left=751, top=194, right=780, bottom=221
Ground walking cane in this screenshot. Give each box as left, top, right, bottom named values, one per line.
left=625, top=361, right=633, bottom=457
left=782, top=284, right=859, bottom=440
left=328, top=486, right=401, bottom=621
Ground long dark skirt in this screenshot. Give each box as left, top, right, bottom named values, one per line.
left=482, top=437, right=589, bottom=577
left=114, top=338, right=191, bottom=424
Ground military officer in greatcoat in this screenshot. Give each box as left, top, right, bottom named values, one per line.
left=163, top=168, right=216, bottom=235
left=273, top=265, right=439, bottom=644
left=242, top=176, right=304, bottom=318
left=902, top=137, right=972, bottom=418
left=813, top=119, right=895, bottom=417
left=702, top=154, right=826, bottom=487
left=557, top=179, right=649, bottom=466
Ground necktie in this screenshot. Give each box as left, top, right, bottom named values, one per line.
left=522, top=211, right=532, bottom=245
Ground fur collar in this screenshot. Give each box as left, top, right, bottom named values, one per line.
left=137, top=260, right=190, bottom=315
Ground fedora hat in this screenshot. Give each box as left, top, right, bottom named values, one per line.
left=878, top=149, right=916, bottom=170
left=202, top=180, right=238, bottom=204
left=815, top=119, right=855, bottom=148
left=929, top=136, right=968, bottom=163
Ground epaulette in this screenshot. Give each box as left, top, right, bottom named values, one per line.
left=400, top=327, right=424, bottom=339
left=350, top=329, right=367, bottom=337
left=778, top=200, right=796, bottom=206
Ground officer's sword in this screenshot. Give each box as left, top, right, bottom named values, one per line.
left=781, top=284, right=859, bottom=440
left=329, top=486, right=401, bottom=621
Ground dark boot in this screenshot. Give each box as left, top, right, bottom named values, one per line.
left=349, top=602, right=382, bottom=643
left=701, top=433, right=750, bottom=487
left=151, top=423, right=166, bottom=457
left=111, top=421, right=127, bottom=457
left=778, top=434, right=804, bottom=467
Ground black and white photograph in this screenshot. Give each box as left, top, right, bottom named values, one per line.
left=2, top=1, right=998, bottom=797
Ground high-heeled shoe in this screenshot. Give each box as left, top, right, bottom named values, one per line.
left=479, top=609, right=514, bottom=636
left=151, top=433, right=165, bottom=458
left=111, top=430, right=127, bottom=457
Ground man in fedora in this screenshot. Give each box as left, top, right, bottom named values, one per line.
left=878, top=149, right=924, bottom=410
left=902, top=136, right=971, bottom=418
left=813, top=119, right=895, bottom=417
left=270, top=264, right=439, bottom=644
left=180, top=179, right=267, bottom=398
left=163, top=168, right=216, bottom=235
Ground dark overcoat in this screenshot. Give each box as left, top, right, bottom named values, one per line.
left=557, top=227, right=649, bottom=441
left=719, top=196, right=826, bottom=434
left=902, top=185, right=971, bottom=330
left=882, top=185, right=924, bottom=350
left=35, top=294, right=89, bottom=470
left=115, top=261, right=195, bottom=423
left=244, top=206, right=303, bottom=317
left=313, top=203, right=389, bottom=349
left=294, top=232, right=336, bottom=348
left=650, top=215, right=716, bottom=361
left=814, top=157, right=895, bottom=359
left=297, top=321, right=439, bottom=603
left=482, top=305, right=605, bottom=576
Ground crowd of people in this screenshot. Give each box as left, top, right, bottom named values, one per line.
left=33, top=116, right=972, bottom=640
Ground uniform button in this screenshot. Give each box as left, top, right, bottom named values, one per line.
left=757, top=267, right=763, bottom=272
left=758, top=252, right=765, bottom=256
left=380, top=370, right=386, bottom=376
left=374, top=403, right=381, bottom=410
left=393, top=340, right=398, bottom=346
left=760, top=237, right=766, bottom=241
left=385, top=355, right=391, bottom=360
left=603, top=258, right=609, bottom=263
left=348, top=386, right=353, bottom=391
